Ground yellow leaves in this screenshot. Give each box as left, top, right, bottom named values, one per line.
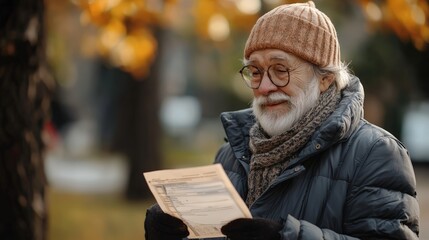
left=74, top=0, right=172, bottom=78
left=193, top=0, right=225, bottom=40
left=110, top=30, right=157, bottom=78
left=71, top=0, right=429, bottom=79
left=358, top=0, right=429, bottom=50
left=73, top=0, right=266, bottom=78
left=192, top=0, right=259, bottom=41
left=99, top=19, right=125, bottom=51
left=208, top=14, right=230, bottom=42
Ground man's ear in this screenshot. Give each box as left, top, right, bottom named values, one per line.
left=319, top=73, right=335, bottom=92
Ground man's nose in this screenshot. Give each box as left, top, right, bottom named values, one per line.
left=257, top=73, right=278, bottom=95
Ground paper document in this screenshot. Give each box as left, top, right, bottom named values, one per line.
left=143, top=164, right=252, bottom=239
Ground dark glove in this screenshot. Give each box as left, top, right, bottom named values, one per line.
left=144, top=204, right=189, bottom=240
left=221, top=218, right=282, bottom=240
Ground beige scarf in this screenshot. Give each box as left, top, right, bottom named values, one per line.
left=246, top=85, right=341, bottom=206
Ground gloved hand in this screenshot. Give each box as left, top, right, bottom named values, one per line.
left=221, top=218, right=282, bottom=240
left=144, top=204, right=189, bottom=240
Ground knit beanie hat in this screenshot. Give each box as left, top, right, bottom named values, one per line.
left=244, top=1, right=340, bottom=68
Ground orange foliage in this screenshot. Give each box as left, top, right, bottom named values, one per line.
left=192, top=0, right=259, bottom=40
left=73, top=0, right=268, bottom=78
left=74, top=0, right=176, bottom=78
left=74, top=0, right=428, bottom=78
left=358, top=0, right=429, bottom=50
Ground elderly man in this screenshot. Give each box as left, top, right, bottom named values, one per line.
left=144, top=1, right=420, bottom=239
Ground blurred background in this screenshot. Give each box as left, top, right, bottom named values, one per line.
left=1, top=0, right=429, bottom=239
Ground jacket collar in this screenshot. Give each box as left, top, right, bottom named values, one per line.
left=296, top=75, right=364, bottom=159
left=220, top=108, right=255, bottom=164
left=220, top=76, right=364, bottom=165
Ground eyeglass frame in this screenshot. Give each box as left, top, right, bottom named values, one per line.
left=239, top=63, right=291, bottom=89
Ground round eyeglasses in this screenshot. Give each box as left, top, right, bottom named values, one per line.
left=239, top=64, right=291, bottom=89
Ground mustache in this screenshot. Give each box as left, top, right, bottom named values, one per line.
left=254, top=92, right=291, bottom=106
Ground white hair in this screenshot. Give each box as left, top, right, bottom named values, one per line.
left=313, top=62, right=352, bottom=91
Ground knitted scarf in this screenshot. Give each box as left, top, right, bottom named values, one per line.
left=246, top=84, right=341, bottom=206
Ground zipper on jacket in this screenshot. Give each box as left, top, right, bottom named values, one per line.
left=297, top=159, right=318, bottom=219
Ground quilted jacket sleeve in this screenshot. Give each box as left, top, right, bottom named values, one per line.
left=343, top=135, right=419, bottom=239
left=281, top=215, right=359, bottom=240
left=280, top=135, right=420, bottom=240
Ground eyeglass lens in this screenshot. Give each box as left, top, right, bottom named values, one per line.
left=240, top=64, right=290, bottom=89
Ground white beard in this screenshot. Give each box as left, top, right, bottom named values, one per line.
left=252, top=77, right=321, bottom=136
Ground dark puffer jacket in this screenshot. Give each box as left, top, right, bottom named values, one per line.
left=215, top=76, right=419, bottom=239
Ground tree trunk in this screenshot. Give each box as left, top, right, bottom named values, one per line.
left=0, top=0, right=53, bottom=239
left=115, top=71, right=162, bottom=200
left=111, top=29, right=163, bottom=200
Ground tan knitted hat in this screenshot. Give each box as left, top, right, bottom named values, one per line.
left=244, top=1, right=340, bottom=68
